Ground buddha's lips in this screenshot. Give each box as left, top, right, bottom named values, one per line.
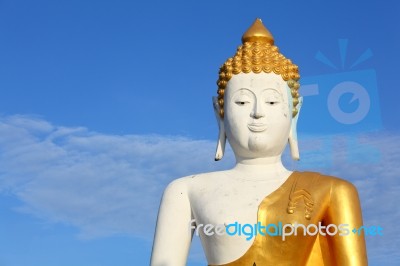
left=247, top=123, right=267, bottom=132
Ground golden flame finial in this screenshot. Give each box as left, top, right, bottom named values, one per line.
left=241, top=18, right=274, bottom=44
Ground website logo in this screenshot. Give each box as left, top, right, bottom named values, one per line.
left=189, top=219, right=383, bottom=241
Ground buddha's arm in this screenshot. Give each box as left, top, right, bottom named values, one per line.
left=325, top=179, right=368, bottom=265
left=150, top=179, right=193, bottom=266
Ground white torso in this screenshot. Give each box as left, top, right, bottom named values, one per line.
left=186, top=164, right=292, bottom=264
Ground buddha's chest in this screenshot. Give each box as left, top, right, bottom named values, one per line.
left=190, top=180, right=281, bottom=225
left=189, top=176, right=329, bottom=229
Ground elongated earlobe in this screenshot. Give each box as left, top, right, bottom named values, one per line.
left=213, top=97, right=226, bottom=161
left=288, top=97, right=303, bottom=161
left=215, top=126, right=226, bottom=161
left=288, top=128, right=299, bottom=161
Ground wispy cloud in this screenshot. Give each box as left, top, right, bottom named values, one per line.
left=0, top=114, right=233, bottom=239
left=0, top=115, right=398, bottom=264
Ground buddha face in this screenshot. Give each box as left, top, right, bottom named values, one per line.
left=224, top=72, right=292, bottom=159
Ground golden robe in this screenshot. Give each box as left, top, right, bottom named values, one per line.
left=209, top=171, right=367, bottom=266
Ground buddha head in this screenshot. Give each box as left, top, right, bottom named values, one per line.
left=213, top=19, right=302, bottom=161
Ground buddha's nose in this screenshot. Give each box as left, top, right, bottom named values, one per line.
left=250, top=101, right=265, bottom=119
left=250, top=112, right=265, bottom=119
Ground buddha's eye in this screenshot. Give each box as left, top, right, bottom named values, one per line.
left=235, top=101, right=249, bottom=106
left=264, top=90, right=282, bottom=105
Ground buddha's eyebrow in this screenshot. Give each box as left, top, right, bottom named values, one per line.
left=236, top=88, right=254, bottom=95
left=263, top=88, right=282, bottom=94
left=229, top=88, right=254, bottom=100
left=238, top=88, right=251, bottom=91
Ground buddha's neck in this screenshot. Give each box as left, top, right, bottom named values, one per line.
left=233, top=155, right=290, bottom=180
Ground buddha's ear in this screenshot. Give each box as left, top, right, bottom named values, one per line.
left=288, top=97, right=303, bottom=161
left=212, top=96, right=226, bottom=161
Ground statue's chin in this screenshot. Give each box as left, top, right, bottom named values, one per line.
left=228, top=135, right=285, bottom=159
left=248, top=136, right=266, bottom=153
left=246, top=136, right=284, bottom=158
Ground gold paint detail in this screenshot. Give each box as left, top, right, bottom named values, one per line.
left=287, top=175, right=316, bottom=220
left=216, top=18, right=300, bottom=118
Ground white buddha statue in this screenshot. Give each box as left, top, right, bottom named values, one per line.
left=150, top=19, right=367, bottom=266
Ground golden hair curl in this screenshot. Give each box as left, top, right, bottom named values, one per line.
left=216, top=41, right=300, bottom=118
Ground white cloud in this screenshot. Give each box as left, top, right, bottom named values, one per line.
left=0, top=115, right=234, bottom=240
left=0, top=114, right=399, bottom=263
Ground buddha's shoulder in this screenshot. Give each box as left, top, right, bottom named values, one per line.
left=297, top=171, right=358, bottom=192
left=163, top=170, right=229, bottom=192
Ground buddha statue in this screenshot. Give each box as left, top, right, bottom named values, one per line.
left=150, top=19, right=367, bottom=266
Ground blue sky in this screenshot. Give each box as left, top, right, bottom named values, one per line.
left=0, top=0, right=399, bottom=265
